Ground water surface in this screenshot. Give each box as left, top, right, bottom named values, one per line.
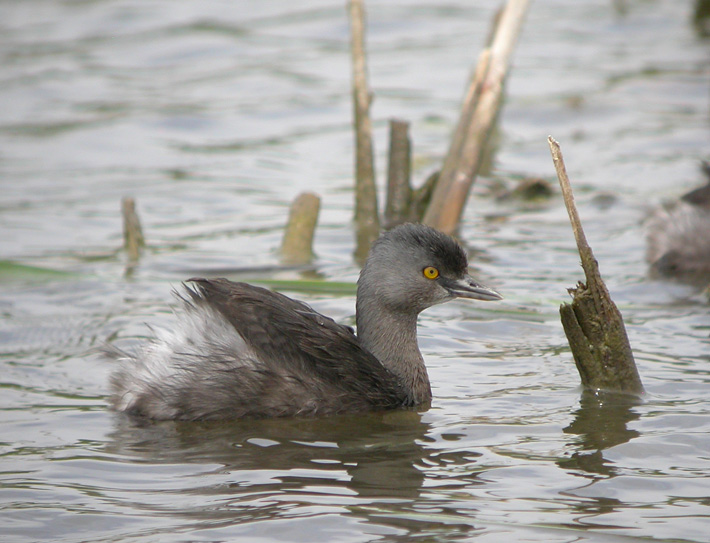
left=1, top=1, right=709, bottom=542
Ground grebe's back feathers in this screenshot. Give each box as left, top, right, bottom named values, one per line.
left=109, top=279, right=407, bottom=420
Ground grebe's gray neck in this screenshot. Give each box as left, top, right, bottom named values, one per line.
left=356, top=289, right=431, bottom=405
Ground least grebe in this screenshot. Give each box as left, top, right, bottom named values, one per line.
left=107, top=223, right=502, bottom=420
left=645, top=162, right=710, bottom=278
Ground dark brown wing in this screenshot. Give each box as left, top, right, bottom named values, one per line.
left=186, top=278, right=409, bottom=412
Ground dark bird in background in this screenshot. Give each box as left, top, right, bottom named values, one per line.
left=645, top=161, right=710, bottom=281
left=106, top=223, right=502, bottom=420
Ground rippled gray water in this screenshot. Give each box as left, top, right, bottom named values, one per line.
left=1, top=1, right=709, bottom=542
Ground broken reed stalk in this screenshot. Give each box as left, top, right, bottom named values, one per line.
left=349, top=0, right=380, bottom=262
left=121, top=196, right=144, bottom=262
left=436, top=7, right=501, bottom=186
left=384, top=119, right=412, bottom=229
left=548, top=136, right=643, bottom=395
left=434, top=48, right=491, bottom=207
left=423, top=0, right=529, bottom=234
left=280, top=192, right=321, bottom=265
left=434, top=8, right=501, bottom=191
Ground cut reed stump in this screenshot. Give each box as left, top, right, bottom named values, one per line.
left=121, top=197, right=145, bottom=262
left=280, top=192, right=321, bottom=265
left=548, top=137, right=643, bottom=394
left=349, top=0, right=380, bottom=262
left=384, top=119, right=412, bottom=229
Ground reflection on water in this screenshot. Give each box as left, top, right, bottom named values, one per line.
left=102, top=409, right=487, bottom=540
left=106, top=410, right=431, bottom=500
left=559, top=390, right=642, bottom=477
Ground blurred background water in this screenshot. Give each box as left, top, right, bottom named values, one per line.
left=1, top=1, right=709, bottom=542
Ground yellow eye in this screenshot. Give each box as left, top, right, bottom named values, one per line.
left=423, top=266, right=439, bottom=280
